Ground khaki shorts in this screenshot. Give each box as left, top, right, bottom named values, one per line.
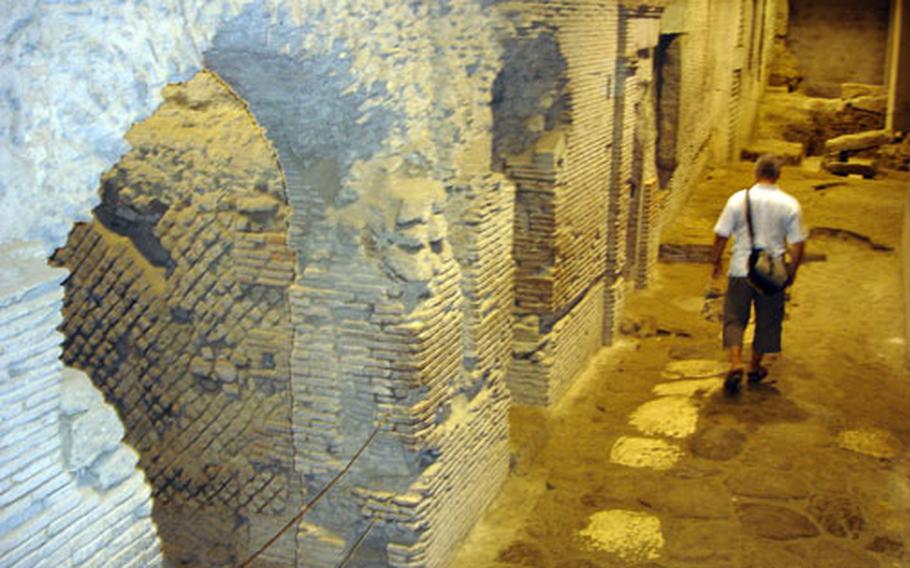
left=723, top=277, right=785, bottom=354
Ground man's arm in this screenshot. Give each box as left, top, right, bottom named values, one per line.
left=787, top=240, right=806, bottom=286
left=710, top=234, right=729, bottom=280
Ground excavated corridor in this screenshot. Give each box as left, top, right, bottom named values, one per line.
left=454, top=161, right=910, bottom=568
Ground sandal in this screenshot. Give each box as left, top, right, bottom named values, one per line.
left=747, top=366, right=768, bottom=384
left=723, top=369, right=743, bottom=394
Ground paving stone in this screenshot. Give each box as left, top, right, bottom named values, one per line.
left=497, top=541, right=548, bottom=567
left=629, top=396, right=700, bottom=439
left=689, top=426, right=747, bottom=461
left=785, top=539, right=882, bottom=568
left=743, top=543, right=812, bottom=568
left=736, top=503, right=820, bottom=540
left=660, top=359, right=727, bottom=380
left=637, top=479, right=732, bottom=519
left=578, top=510, right=664, bottom=563
left=727, top=469, right=810, bottom=500
left=663, top=519, right=736, bottom=563
left=836, top=428, right=901, bottom=459
left=866, top=535, right=904, bottom=556
left=653, top=378, right=721, bottom=398
left=609, top=436, right=683, bottom=471
left=807, top=495, right=865, bottom=539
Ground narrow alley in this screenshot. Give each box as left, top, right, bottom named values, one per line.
left=454, top=161, right=910, bottom=568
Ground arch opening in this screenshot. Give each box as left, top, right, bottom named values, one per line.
left=51, top=69, right=300, bottom=565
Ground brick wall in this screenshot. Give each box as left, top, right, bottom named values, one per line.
left=660, top=0, right=780, bottom=221
left=497, top=1, right=621, bottom=406
left=499, top=0, right=781, bottom=406
left=207, top=3, right=512, bottom=566
left=0, top=243, right=161, bottom=567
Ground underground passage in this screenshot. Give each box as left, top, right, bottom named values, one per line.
left=2, top=0, right=910, bottom=567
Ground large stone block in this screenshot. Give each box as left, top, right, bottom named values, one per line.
left=824, top=130, right=893, bottom=155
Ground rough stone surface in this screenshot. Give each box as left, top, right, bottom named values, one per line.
left=629, top=396, right=700, bottom=439
left=808, top=495, right=865, bottom=539
left=662, top=519, right=736, bottom=563
left=842, top=83, right=886, bottom=100
left=1, top=0, right=792, bottom=565
left=52, top=71, right=300, bottom=564
left=786, top=539, right=883, bottom=568
left=741, top=139, right=806, bottom=165
left=660, top=359, right=727, bottom=380
left=756, top=90, right=886, bottom=156
left=455, top=160, right=910, bottom=568
left=637, top=479, right=733, bottom=519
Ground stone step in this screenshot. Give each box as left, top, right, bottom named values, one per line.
left=740, top=139, right=805, bottom=165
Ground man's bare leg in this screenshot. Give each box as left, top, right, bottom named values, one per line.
left=729, top=345, right=743, bottom=372
left=724, top=344, right=745, bottom=393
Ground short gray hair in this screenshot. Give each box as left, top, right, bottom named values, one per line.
left=754, top=154, right=783, bottom=181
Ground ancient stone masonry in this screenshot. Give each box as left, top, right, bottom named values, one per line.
left=497, top=0, right=781, bottom=407
left=752, top=0, right=909, bottom=174
left=660, top=0, right=780, bottom=219
left=625, top=16, right=664, bottom=293
left=205, top=3, right=512, bottom=566
left=0, top=243, right=161, bottom=567
left=497, top=1, right=618, bottom=406
left=497, top=3, right=673, bottom=405
left=2, top=0, right=800, bottom=565
left=612, top=11, right=663, bottom=309
left=52, top=71, right=300, bottom=565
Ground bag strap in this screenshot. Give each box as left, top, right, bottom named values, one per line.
left=745, top=188, right=756, bottom=249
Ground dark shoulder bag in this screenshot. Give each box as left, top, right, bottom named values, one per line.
left=745, top=189, right=789, bottom=295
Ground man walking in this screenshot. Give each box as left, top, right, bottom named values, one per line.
left=709, top=154, right=807, bottom=393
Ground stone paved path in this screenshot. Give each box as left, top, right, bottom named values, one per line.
left=453, top=162, right=910, bottom=567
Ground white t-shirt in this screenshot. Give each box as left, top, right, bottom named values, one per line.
left=713, top=183, right=807, bottom=277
